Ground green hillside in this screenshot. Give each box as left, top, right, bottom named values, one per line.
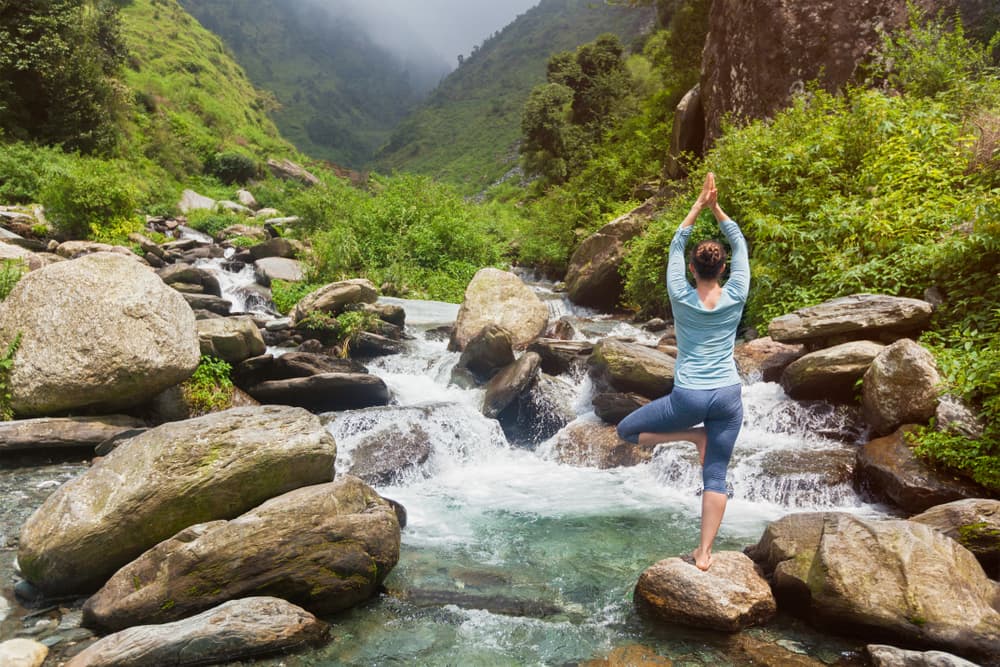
left=177, top=0, right=445, bottom=168
left=374, top=0, right=655, bottom=191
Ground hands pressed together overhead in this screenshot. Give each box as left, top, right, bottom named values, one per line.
left=682, top=172, right=728, bottom=228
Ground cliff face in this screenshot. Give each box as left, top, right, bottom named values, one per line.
left=697, top=0, right=987, bottom=147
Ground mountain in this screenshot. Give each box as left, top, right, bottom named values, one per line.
left=374, top=0, right=656, bottom=192
left=177, top=0, right=451, bottom=168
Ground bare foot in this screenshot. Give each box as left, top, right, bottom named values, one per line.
left=692, top=547, right=713, bottom=571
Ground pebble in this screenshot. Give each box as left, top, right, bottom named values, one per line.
left=14, top=580, right=43, bottom=603
left=58, top=610, right=83, bottom=630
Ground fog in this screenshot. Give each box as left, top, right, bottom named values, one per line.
left=304, top=0, right=539, bottom=70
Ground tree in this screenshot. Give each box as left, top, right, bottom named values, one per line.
left=0, top=0, right=128, bottom=153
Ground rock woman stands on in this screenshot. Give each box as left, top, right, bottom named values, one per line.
left=617, top=172, right=749, bottom=571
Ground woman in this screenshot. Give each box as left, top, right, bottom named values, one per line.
left=617, top=172, right=749, bottom=571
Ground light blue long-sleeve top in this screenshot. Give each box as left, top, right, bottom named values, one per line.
left=667, top=218, right=750, bottom=390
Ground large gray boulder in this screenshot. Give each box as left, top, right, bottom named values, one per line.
left=266, top=158, right=320, bottom=186
left=17, top=406, right=336, bottom=595
left=0, top=415, right=144, bottom=453
left=634, top=552, right=777, bottom=632
left=254, top=257, right=305, bottom=285
left=866, top=644, right=981, bottom=667
left=862, top=339, right=941, bottom=436
left=450, top=268, right=549, bottom=351
left=856, top=428, right=986, bottom=513
left=196, top=316, right=266, bottom=363
left=67, top=597, right=328, bottom=667
left=588, top=338, right=675, bottom=399
left=482, top=352, right=542, bottom=419
left=0, top=253, right=200, bottom=417
left=83, top=476, right=400, bottom=631
left=768, top=294, right=933, bottom=347
left=291, top=278, right=377, bottom=325
left=456, top=324, right=515, bottom=383
left=564, top=199, right=655, bottom=311
left=747, top=512, right=1000, bottom=660
left=178, top=189, right=216, bottom=214
left=910, top=499, right=1000, bottom=576
left=780, top=340, right=884, bottom=402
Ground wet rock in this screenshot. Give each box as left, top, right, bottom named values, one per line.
left=247, top=373, right=390, bottom=412
left=456, top=324, right=515, bottom=383
left=548, top=420, right=651, bottom=468
left=18, top=406, right=336, bottom=595
left=768, top=294, right=933, bottom=347
left=482, top=352, right=542, bottom=419
left=398, top=589, right=561, bottom=619
left=266, top=158, right=320, bottom=186
left=0, top=253, right=200, bottom=417
left=352, top=332, right=406, bottom=357
left=866, top=644, right=980, bottom=667
left=734, top=336, right=807, bottom=383
left=0, top=416, right=145, bottom=453
left=642, top=318, right=668, bottom=332
left=910, top=499, right=1000, bottom=577
left=544, top=316, right=576, bottom=340
left=450, top=268, right=549, bottom=351
left=68, top=597, right=328, bottom=667
left=527, top=338, right=593, bottom=376
left=746, top=512, right=1000, bottom=660
left=157, top=264, right=222, bottom=298
left=178, top=189, right=216, bottom=213
left=196, top=316, right=266, bottom=363
left=248, top=237, right=299, bottom=261
left=291, top=278, right=378, bottom=324
left=347, top=424, right=432, bottom=485
left=254, top=256, right=305, bottom=285
left=0, top=638, right=48, bottom=667
left=83, top=476, right=399, bottom=631
left=565, top=199, right=655, bottom=311
left=498, top=372, right=578, bottom=445
left=181, top=293, right=232, bottom=315
left=233, top=352, right=366, bottom=388
left=592, top=392, right=650, bottom=425
left=588, top=338, right=675, bottom=399
left=727, top=635, right=825, bottom=667
left=634, top=552, right=776, bottom=632
left=862, top=339, right=941, bottom=436
left=754, top=446, right=856, bottom=504
left=780, top=340, right=884, bottom=402
left=580, top=644, right=674, bottom=667
left=856, top=427, right=987, bottom=513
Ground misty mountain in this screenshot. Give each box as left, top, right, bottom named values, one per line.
left=178, top=0, right=458, bottom=166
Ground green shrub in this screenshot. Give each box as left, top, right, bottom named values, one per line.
left=270, top=279, right=322, bottom=315
left=207, top=151, right=257, bottom=185
left=0, top=259, right=26, bottom=301
left=0, top=333, right=22, bottom=421
left=186, top=209, right=236, bottom=238
left=180, top=355, right=234, bottom=416
left=41, top=158, right=141, bottom=242
left=0, top=142, right=68, bottom=203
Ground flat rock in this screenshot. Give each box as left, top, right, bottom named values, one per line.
left=247, top=373, right=390, bottom=412
left=83, top=476, right=399, bottom=631
left=450, top=268, right=549, bottom=351
left=67, top=597, right=328, bottom=667
left=588, top=338, right=675, bottom=399
left=0, top=415, right=145, bottom=452
left=866, top=644, right=980, bottom=667
left=634, top=552, right=776, bottom=632
left=55, top=241, right=144, bottom=262
left=527, top=338, right=593, bottom=376
left=253, top=256, right=306, bottom=285
left=266, top=158, right=320, bottom=186
left=780, top=340, right=884, bottom=402
left=769, top=294, right=933, bottom=346
left=18, top=406, right=336, bottom=595
left=157, top=264, right=222, bottom=298
left=178, top=189, right=216, bottom=214
left=181, top=293, right=232, bottom=316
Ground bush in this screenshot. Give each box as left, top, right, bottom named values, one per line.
left=207, top=151, right=257, bottom=185
left=180, top=355, right=234, bottom=416
left=186, top=209, right=237, bottom=239
left=0, top=259, right=25, bottom=302
left=41, top=157, right=141, bottom=242
left=270, top=279, right=322, bottom=315
left=0, top=333, right=22, bottom=421
left=0, top=142, right=69, bottom=203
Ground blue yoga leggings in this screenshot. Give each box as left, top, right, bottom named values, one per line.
left=616, top=384, right=743, bottom=494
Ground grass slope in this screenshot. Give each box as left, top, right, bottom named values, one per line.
left=374, top=0, right=655, bottom=192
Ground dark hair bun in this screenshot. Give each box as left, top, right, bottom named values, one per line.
left=691, top=240, right=727, bottom=280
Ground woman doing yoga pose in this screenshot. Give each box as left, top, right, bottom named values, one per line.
left=617, top=172, right=749, bottom=571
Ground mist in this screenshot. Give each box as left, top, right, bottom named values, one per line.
left=303, top=0, right=539, bottom=71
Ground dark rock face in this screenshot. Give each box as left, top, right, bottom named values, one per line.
left=0, top=416, right=144, bottom=453
left=527, top=339, right=593, bottom=376
left=246, top=373, right=390, bottom=412
left=482, top=353, right=543, bottom=419
left=497, top=373, right=578, bottom=446
left=347, top=424, right=433, bottom=485
left=592, top=392, right=650, bottom=425
left=233, top=352, right=366, bottom=389
left=456, top=324, right=515, bottom=383
left=565, top=199, right=655, bottom=311
left=855, top=427, right=988, bottom=513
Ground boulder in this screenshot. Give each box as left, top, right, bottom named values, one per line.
left=734, top=336, right=806, bottom=383
left=67, top=597, right=328, bottom=667
left=236, top=189, right=258, bottom=209
left=768, top=294, right=933, bottom=347
left=215, top=200, right=253, bottom=216
left=910, top=499, right=1000, bottom=576
left=935, top=395, right=985, bottom=440
left=746, top=512, right=1000, bottom=660
left=497, top=372, right=578, bottom=445
left=527, top=338, right=593, bottom=376
left=146, top=384, right=258, bottom=423
left=856, top=427, right=987, bottom=513
left=55, top=241, right=144, bottom=262
left=266, top=158, right=320, bottom=186
left=456, top=324, right=515, bottom=383
left=83, top=476, right=400, bottom=631
left=182, top=293, right=232, bottom=316
left=588, top=338, right=675, bottom=399
left=450, top=268, right=549, bottom=351
left=347, top=423, right=432, bottom=485
left=634, top=552, right=777, bottom=632
left=548, top=420, right=651, bottom=468
left=254, top=256, right=305, bottom=285
left=246, top=373, right=390, bottom=412
left=592, top=392, right=650, bottom=425
left=178, top=189, right=216, bottom=213
left=196, top=316, right=266, bottom=363
left=248, top=237, right=298, bottom=261
left=218, top=224, right=269, bottom=242
left=291, top=278, right=378, bottom=324
left=780, top=340, right=884, bottom=402
left=866, top=644, right=980, bottom=667
left=0, top=639, right=47, bottom=667
left=343, top=301, right=406, bottom=328
left=482, top=352, right=542, bottom=419
left=0, top=253, right=200, bottom=417
left=232, top=352, right=366, bottom=388
left=255, top=207, right=280, bottom=219
left=666, top=84, right=705, bottom=179
left=754, top=446, right=856, bottom=505
left=862, top=339, right=941, bottom=436
left=351, top=331, right=406, bottom=357
left=565, top=199, right=656, bottom=311
left=17, top=405, right=336, bottom=595
left=156, top=264, right=222, bottom=298
left=0, top=415, right=144, bottom=453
